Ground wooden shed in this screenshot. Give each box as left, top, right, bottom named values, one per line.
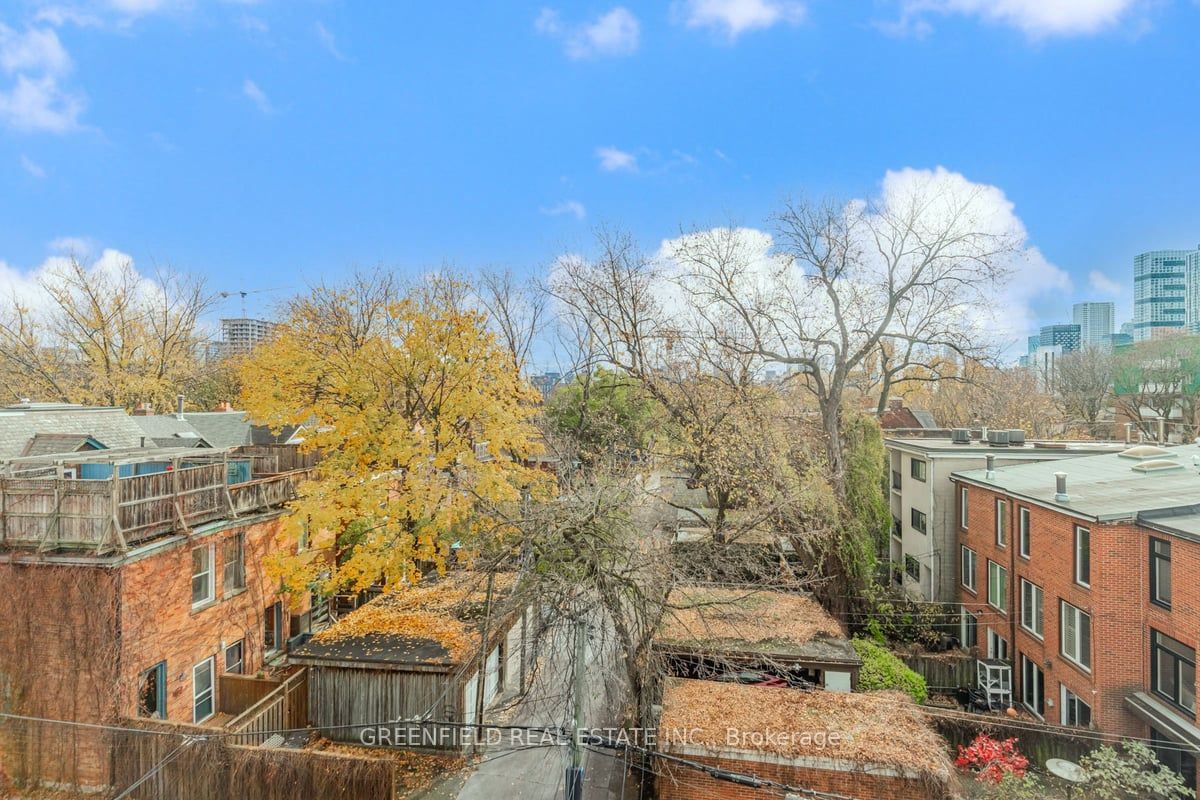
left=289, top=572, right=534, bottom=751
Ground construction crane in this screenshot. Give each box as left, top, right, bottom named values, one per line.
left=218, top=286, right=291, bottom=318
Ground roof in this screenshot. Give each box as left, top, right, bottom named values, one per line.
left=0, top=404, right=151, bottom=459
left=658, top=679, right=951, bottom=777
left=879, top=404, right=937, bottom=430
left=19, top=433, right=106, bottom=457
left=655, top=586, right=857, bottom=664
left=131, top=415, right=212, bottom=446
left=179, top=412, right=254, bottom=448
left=291, top=572, right=518, bottom=668
left=953, top=442, right=1200, bottom=523
left=886, top=436, right=1128, bottom=457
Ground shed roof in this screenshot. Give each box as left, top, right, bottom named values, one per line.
left=658, top=679, right=951, bottom=776
left=954, top=442, right=1200, bottom=522
left=19, top=433, right=106, bottom=457
left=0, top=404, right=152, bottom=459
left=655, top=586, right=857, bottom=664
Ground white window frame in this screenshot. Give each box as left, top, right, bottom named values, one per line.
left=191, top=544, right=215, bottom=609
left=225, top=639, right=244, bottom=674
left=1020, top=579, right=1043, bottom=639
left=987, top=628, right=1009, bottom=661
left=223, top=533, right=246, bottom=597
left=1020, top=653, right=1044, bottom=718
left=995, top=499, right=1008, bottom=547
left=192, top=657, right=215, bottom=723
left=961, top=546, right=977, bottom=592
left=1061, top=685, right=1092, bottom=727
left=1061, top=601, right=1092, bottom=672
left=987, top=560, right=1007, bottom=613
left=1018, top=507, right=1031, bottom=559
left=960, top=486, right=969, bottom=529
left=1074, top=526, right=1090, bottom=588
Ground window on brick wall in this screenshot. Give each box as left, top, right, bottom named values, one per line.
left=137, top=662, right=166, bottom=720
left=961, top=546, right=977, bottom=592
left=191, top=544, right=214, bottom=608
left=995, top=499, right=1008, bottom=547
left=1061, top=601, right=1092, bottom=671
left=960, top=486, right=969, bottom=529
left=223, top=533, right=246, bottom=596
left=225, top=640, right=244, bottom=675
left=265, top=602, right=283, bottom=653
left=1020, top=579, right=1043, bottom=639
left=1020, top=653, right=1045, bottom=718
left=192, top=657, right=215, bottom=723
left=1151, top=538, right=1172, bottom=609
left=987, top=628, right=1009, bottom=661
left=987, top=560, right=1007, bottom=613
left=1151, top=630, right=1196, bottom=715
left=1074, top=526, right=1090, bottom=587
left=1018, top=507, right=1031, bottom=558
left=1061, top=686, right=1092, bottom=728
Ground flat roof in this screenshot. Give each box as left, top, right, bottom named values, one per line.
left=953, top=442, right=1200, bottom=522
left=885, top=437, right=1129, bottom=456
left=655, top=586, right=857, bottom=664
left=658, top=679, right=950, bottom=776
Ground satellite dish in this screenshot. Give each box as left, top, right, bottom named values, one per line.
left=1046, top=758, right=1087, bottom=783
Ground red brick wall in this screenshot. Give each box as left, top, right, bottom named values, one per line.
left=955, top=479, right=1200, bottom=739
left=655, top=752, right=952, bottom=800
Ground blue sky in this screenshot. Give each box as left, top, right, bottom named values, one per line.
left=1, top=0, right=1198, bottom=341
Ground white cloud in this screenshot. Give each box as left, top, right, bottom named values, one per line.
left=0, top=24, right=72, bottom=76
left=675, top=0, right=806, bottom=40
left=1088, top=270, right=1125, bottom=297
left=536, top=7, right=640, bottom=59
left=596, top=145, right=637, bottom=172
left=314, top=21, right=347, bottom=60
left=0, top=244, right=138, bottom=315
left=0, top=74, right=85, bottom=132
left=540, top=200, right=587, bottom=220
left=242, top=78, right=273, bottom=113
left=49, top=236, right=94, bottom=256
left=895, top=0, right=1144, bottom=37
left=20, top=154, right=47, bottom=178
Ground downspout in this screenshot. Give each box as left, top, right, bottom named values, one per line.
left=1008, top=489, right=1018, bottom=700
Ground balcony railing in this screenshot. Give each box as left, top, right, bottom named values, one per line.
left=0, top=462, right=311, bottom=555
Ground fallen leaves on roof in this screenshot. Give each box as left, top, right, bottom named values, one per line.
left=309, top=739, right=463, bottom=795
left=659, top=679, right=951, bottom=776
left=657, top=586, right=844, bottom=652
left=312, top=571, right=516, bottom=662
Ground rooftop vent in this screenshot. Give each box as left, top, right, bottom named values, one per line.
left=986, top=430, right=1010, bottom=447
left=1131, top=459, right=1185, bottom=474
left=1118, top=445, right=1175, bottom=461
left=1054, top=472, right=1069, bottom=503
left=951, top=428, right=971, bottom=444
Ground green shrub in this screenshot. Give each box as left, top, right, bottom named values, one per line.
left=851, top=637, right=928, bottom=704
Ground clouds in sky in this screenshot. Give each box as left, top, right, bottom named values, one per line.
left=20, top=153, right=46, bottom=177
left=314, top=22, right=347, bottom=61
left=0, top=23, right=84, bottom=132
left=0, top=241, right=135, bottom=315
left=894, top=0, right=1145, bottom=37
left=674, top=0, right=806, bottom=39
left=596, top=146, right=638, bottom=172
left=242, top=78, right=273, bottom=114
left=540, top=200, right=587, bottom=220
left=535, top=7, right=641, bottom=59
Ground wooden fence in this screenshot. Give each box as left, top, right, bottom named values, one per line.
left=238, top=445, right=321, bottom=475
left=928, top=710, right=1104, bottom=766
left=219, top=674, right=284, bottom=717
left=901, top=652, right=976, bottom=692
left=227, top=668, right=309, bottom=746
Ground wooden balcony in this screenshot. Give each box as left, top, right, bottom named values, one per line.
left=0, top=448, right=312, bottom=555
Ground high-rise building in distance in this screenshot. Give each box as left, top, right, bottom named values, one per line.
left=1072, top=301, right=1115, bottom=348
left=207, top=317, right=277, bottom=360
left=1186, top=250, right=1200, bottom=334
left=1039, top=323, right=1081, bottom=353
left=1134, top=249, right=1197, bottom=341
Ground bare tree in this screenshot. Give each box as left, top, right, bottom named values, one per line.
left=1053, top=347, right=1114, bottom=427
left=475, top=268, right=547, bottom=373
left=672, top=185, right=1012, bottom=496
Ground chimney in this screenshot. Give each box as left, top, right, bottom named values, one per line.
left=1054, top=472, right=1069, bottom=503
left=176, top=394, right=185, bottom=420
left=1125, top=422, right=1133, bottom=445
left=132, top=402, right=153, bottom=417
left=985, top=454, right=996, bottom=480
left=888, top=398, right=903, bottom=412
left=217, top=401, right=233, bottom=412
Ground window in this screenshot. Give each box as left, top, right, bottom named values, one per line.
left=910, top=458, right=927, bottom=481
left=223, top=533, right=246, bottom=596
left=1074, top=526, right=1090, bottom=587
left=137, top=662, right=166, bottom=720
left=960, top=486, right=969, bottom=529
left=987, top=629, right=1009, bottom=662
left=891, top=517, right=901, bottom=540
left=961, top=546, right=977, bottom=592
left=1061, top=686, right=1092, bottom=728
left=191, top=544, right=214, bottom=607
left=995, top=499, right=1008, bottom=547
left=961, top=609, right=978, bottom=649
left=1152, top=727, right=1197, bottom=791
left=911, top=508, right=927, bottom=534
left=192, top=657, right=215, bottom=723
left=225, top=640, right=244, bottom=674
left=891, top=470, right=901, bottom=491
left=1151, top=630, right=1196, bottom=715
left=1060, top=601, right=1092, bottom=671
left=1018, top=507, right=1031, bottom=558
left=1151, top=538, right=1172, bottom=608
left=905, top=555, right=921, bottom=582
left=1020, top=653, right=1044, bottom=717
left=1020, top=579, right=1043, bottom=639
left=987, top=560, right=1007, bottom=613
left=265, top=602, right=282, bottom=653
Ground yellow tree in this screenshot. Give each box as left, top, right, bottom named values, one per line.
left=239, top=272, right=546, bottom=596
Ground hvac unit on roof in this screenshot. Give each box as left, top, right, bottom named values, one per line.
left=1007, top=430, right=1026, bottom=446
left=951, top=428, right=971, bottom=444
left=986, top=429, right=1010, bottom=447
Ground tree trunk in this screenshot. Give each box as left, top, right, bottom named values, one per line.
left=820, top=399, right=846, bottom=500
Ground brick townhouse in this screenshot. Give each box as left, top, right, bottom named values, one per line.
left=0, top=405, right=316, bottom=788
left=953, top=443, right=1200, bottom=788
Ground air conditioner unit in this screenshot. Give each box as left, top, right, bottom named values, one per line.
left=951, top=428, right=971, bottom=444
left=987, top=430, right=1010, bottom=447
left=1008, top=430, right=1026, bottom=446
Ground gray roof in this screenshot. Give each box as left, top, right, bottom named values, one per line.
left=887, top=437, right=1128, bottom=457
left=182, top=412, right=254, bottom=448
left=0, top=404, right=151, bottom=459
left=953, top=442, right=1200, bottom=523
left=134, top=411, right=304, bottom=450
left=130, top=414, right=212, bottom=446
left=911, top=409, right=938, bottom=429
left=20, top=433, right=105, bottom=457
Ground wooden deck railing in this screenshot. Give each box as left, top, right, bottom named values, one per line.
left=225, top=667, right=309, bottom=746
left=0, top=467, right=312, bottom=554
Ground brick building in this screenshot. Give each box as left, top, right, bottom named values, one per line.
left=0, top=443, right=314, bottom=789
left=953, top=443, right=1200, bottom=788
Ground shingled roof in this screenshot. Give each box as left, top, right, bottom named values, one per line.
left=0, top=404, right=150, bottom=459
